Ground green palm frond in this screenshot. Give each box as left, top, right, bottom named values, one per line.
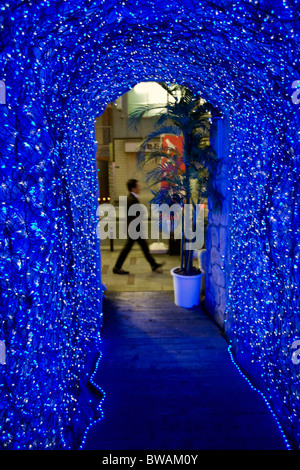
left=137, top=147, right=178, bottom=166
left=128, top=103, right=167, bottom=132
left=128, top=82, right=222, bottom=273
left=136, top=125, right=182, bottom=167
left=146, top=168, right=185, bottom=190
left=149, top=186, right=185, bottom=206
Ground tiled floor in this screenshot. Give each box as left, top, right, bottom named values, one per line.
left=100, top=245, right=183, bottom=292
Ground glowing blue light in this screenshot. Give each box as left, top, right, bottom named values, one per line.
left=0, top=0, right=299, bottom=451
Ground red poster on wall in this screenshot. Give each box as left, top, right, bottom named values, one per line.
left=161, top=134, right=184, bottom=189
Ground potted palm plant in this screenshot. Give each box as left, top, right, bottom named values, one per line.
left=128, top=83, right=222, bottom=308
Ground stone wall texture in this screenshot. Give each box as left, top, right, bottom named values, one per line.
left=204, top=115, right=231, bottom=330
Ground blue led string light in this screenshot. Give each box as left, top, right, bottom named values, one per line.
left=78, top=329, right=106, bottom=451
left=227, top=344, right=292, bottom=450
left=0, top=0, right=299, bottom=450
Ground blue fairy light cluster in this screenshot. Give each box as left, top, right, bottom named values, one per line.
left=0, top=0, right=299, bottom=450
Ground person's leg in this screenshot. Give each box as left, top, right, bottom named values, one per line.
left=137, top=238, right=163, bottom=270
left=114, top=238, right=134, bottom=271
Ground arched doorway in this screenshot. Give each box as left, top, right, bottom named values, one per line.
left=95, top=82, right=229, bottom=301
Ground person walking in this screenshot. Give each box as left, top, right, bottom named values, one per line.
left=113, top=179, right=164, bottom=275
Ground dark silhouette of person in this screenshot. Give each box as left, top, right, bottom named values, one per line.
left=113, top=179, right=164, bottom=275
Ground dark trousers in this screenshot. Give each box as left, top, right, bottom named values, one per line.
left=115, top=237, right=156, bottom=269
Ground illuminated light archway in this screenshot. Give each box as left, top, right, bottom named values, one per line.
left=0, top=0, right=299, bottom=450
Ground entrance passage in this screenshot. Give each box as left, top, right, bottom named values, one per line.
left=82, top=292, right=286, bottom=450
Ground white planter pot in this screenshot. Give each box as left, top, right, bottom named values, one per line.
left=170, top=267, right=203, bottom=308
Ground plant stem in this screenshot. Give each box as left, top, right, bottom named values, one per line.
left=180, top=204, right=184, bottom=271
